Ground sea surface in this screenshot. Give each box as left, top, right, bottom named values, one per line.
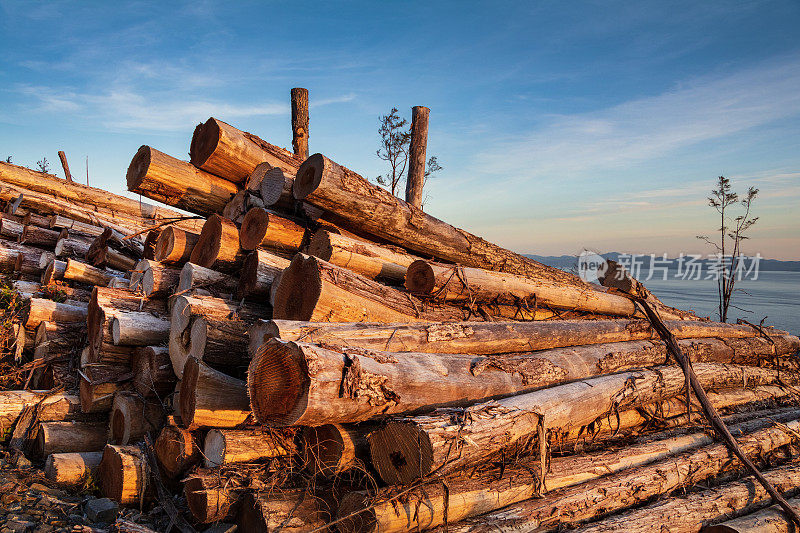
left=643, top=271, right=799, bottom=335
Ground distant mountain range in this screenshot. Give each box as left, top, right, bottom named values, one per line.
left=525, top=253, right=800, bottom=273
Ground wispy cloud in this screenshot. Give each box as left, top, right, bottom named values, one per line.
left=476, top=55, right=800, bottom=182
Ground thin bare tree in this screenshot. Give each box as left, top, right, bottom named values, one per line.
left=697, top=176, right=759, bottom=322
left=376, top=108, right=412, bottom=196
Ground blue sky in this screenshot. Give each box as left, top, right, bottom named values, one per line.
left=1, top=1, right=798, bottom=259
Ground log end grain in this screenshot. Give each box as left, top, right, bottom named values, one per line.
left=368, top=421, right=433, bottom=485
left=189, top=118, right=222, bottom=169
left=404, top=259, right=436, bottom=294
left=300, top=424, right=349, bottom=477
left=247, top=339, right=309, bottom=426
left=336, top=492, right=376, bottom=533
left=292, top=153, right=326, bottom=200
left=125, top=146, right=151, bottom=191
left=154, top=425, right=200, bottom=478
left=238, top=207, right=269, bottom=251
left=184, top=475, right=234, bottom=523
left=189, top=215, right=224, bottom=268
left=271, top=255, right=322, bottom=321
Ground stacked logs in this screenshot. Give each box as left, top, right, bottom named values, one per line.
left=1, top=107, right=799, bottom=532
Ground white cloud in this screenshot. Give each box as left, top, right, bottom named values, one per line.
left=476, top=55, right=800, bottom=182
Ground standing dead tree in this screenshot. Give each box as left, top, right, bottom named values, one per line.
left=697, top=176, right=759, bottom=322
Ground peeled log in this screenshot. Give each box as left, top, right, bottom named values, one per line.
left=338, top=413, right=798, bottom=533
left=34, top=421, right=108, bottom=457
left=368, top=363, right=800, bottom=484
left=308, top=228, right=417, bottom=283
left=178, top=262, right=237, bottom=298
left=583, top=465, right=800, bottom=533
left=190, top=117, right=301, bottom=183
left=126, top=145, right=238, bottom=216
left=132, top=346, right=176, bottom=399
left=294, top=153, right=595, bottom=288
left=257, top=318, right=779, bottom=355
left=45, top=451, right=104, bottom=487
left=169, top=294, right=269, bottom=377
left=189, top=316, right=249, bottom=366
left=239, top=207, right=305, bottom=252
left=179, top=356, right=251, bottom=429
left=248, top=335, right=796, bottom=426
left=189, top=214, right=244, bottom=272
left=407, top=259, right=639, bottom=316
left=440, top=417, right=800, bottom=532
left=63, top=258, right=123, bottom=286
left=111, top=312, right=170, bottom=346
left=26, top=298, right=87, bottom=328
left=273, top=254, right=470, bottom=323
left=109, top=391, right=166, bottom=445
left=203, top=428, right=294, bottom=467
left=154, top=226, right=199, bottom=264
left=154, top=425, right=201, bottom=478
left=238, top=248, right=289, bottom=299
left=99, top=444, right=148, bottom=505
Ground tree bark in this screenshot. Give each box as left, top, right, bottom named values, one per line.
left=178, top=262, right=237, bottom=298
left=54, top=235, right=93, bottom=258
left=0, top=213, right=23, bottom=238
left=58, top=150, right=72, bottom=182
left=189, top=214, right=245, bottom=272
left=0, top=391, right=83, bottom=437
left=184, top=472, right=239, bottom=523
left=154, top=226, right=200, bottom=264
left=273, top=254, right=474, bottom=323
left=50, top=214, right=105, bottom=237
left=291, top=88, right=310, bottom=159
left=189, top=316, right=250, bottom=366
left=169, top=294, right=269, bottom=377
left=41, top=259, right=66, bottom=285
left=190, top=117, right=302, bottom=183
left=132, top=346, right=176, bottom=399
left=88, top=287, right=167, bottom=359
left=367, top=363, right=800, bottom=484
left=438, top=417, right=800, bottom=532
left=126, top=145, right=238, bottom=216
left=137, top=260, right=179, bottom=297
left=111, top=311, right=170, bottom=346
left=583, top=465, right=800, bottom=533
left=179, top=356, right=251, bottom=429
left=99, top=444, right=149, bottom=505
left=237, top=489, right=334, bottom=532
left=238, top=207, right=306, bottom=252
left=308, top=228, right=418, bottom=283
left=45, top=451, right=103, bottom=487
left=203, top=427, right=295, bottom=467
left=154, top=425, right=201, bottom=479
left=257, top=317, right=780, bottom=355
left=248, top=335, right=796, bottom=427
left=143, top=229, right=159, bottom=260
left=109, top=391, right=166, bottom=445
left=338, top=413, right=800, bottom=533
left=238, top=248, right=289, bottom=299
left=405, top=106, right=429, bottom=208
left=26, top=298, right=88, bottom=328
left=34, top=421, right=108, bottom=457
left=293, top=154, right=599, bottom=289
left=34, top=320, right=85, bottom=359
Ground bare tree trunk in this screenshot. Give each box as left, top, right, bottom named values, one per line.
left=58, top=150, right=73, bottom=182
left=405, top=106, right=429, bottom=208
left=291, top=88, right=310, bottom=159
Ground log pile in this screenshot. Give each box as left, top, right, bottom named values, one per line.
left=1, top=99, right=799, bottom=533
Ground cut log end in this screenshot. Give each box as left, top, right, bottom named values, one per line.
left=247, top=340, right=308, bottom=425
left=184, top=475, right=233, bottom=523
left=306, top=229, right=333, bottom=261
left=178, top=357, right=201, bottom=427
left=404, top=259, right=436, bottom=294
left=125, top=145, right=151, bottom=190
left=336, top=492, right=377, bottom=533
left=189, top=117, right=222, bottom=169
left=368, top=422, right=433, bottom=485
left=293, top=153, right=325, bottom=200
left=239, top=207, right=269, bottom=251
left=203, top=429, right=226, bottom=468
left=154, top=426, right=199, bottom=478
left=271, top=255, right=322, bottom=321
left=189, top=215, right=224, bottom=268
left=109, top=408, right=127, bottom=445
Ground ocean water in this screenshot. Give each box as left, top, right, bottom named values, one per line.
left=643, top=271, right=800, bottom=335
